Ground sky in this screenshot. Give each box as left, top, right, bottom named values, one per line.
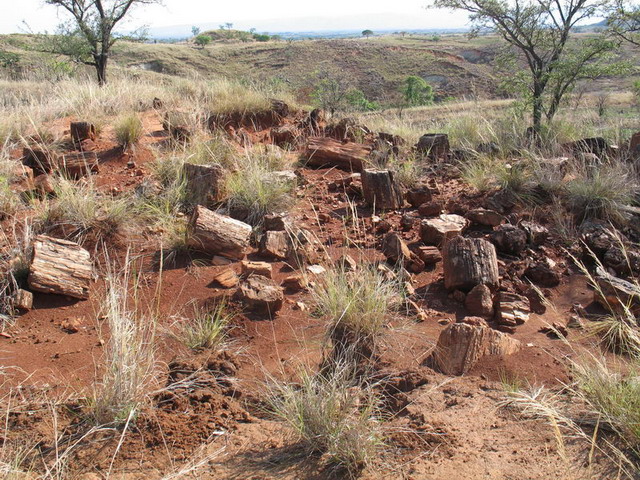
left=1, top=0, right=471, bottom=34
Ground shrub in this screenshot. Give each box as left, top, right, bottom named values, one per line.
left=265, top=362, right=384, bottom=477
left=115, top=114, right=143, bottom=149
left=178, top=301, right=232, bottom=350
left=402, top=76, right=433, bottom=107
left=346, top=89, right=379, bottom=112
left=194, top=34, right=211, bottom=48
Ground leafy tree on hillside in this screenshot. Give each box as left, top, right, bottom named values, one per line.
left=402, top=76, right=434, bottom=106
left=346, top=89, right=380, bottom=111
left=362, top=29, right=374, bottom=38
left=431, top=0, right=622, bottom=135
left=310, top=71, right=353, bottom=116
left=194, top=34, right=211, bottom=48
left=191, top=26, right=200, bottom=37
left=44, top=0, right=160, bottom=85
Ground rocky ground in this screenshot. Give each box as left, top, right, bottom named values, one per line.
left=1, top=98, right=639, bottom=479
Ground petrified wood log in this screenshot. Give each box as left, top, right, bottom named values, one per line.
left=361, top=169, right=403, bottom=210
left=188, top=206, right=251, bottom=260
left=305, top=137, right=370, bottom=171
left=27, top=235, right=92, bottom=299
left=70, top=122, right=96, bottom=144
left=182, top=163, right=224, bottom=206
left=443, top=236, right=499, bottom=291
left=59, top=152, right=99, bottom=178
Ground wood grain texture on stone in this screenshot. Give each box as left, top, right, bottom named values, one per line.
left=305, top=137, right=370, bottom=171
left=443, top=236, right=499, bottom=291
left=27, top=235, right=92, bottom=299
left=189, top=206, right=251, bottom=260
left=361, top=169, right=403, bottom=210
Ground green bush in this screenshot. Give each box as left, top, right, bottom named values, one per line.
left=402, top=76, right=434, bottom=106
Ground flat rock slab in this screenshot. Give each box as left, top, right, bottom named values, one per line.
left=420, top=214, right=468, bottom=246
left=497, top=292, right=530, bottom=327
left=28, top=235, right=92, bottom=299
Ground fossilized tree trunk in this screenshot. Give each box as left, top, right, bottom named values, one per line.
left=443, top=236, right=499, bottom=291
left=361, top=169, right=403, bottom=210
left=188, top=206, right=252, bottom=260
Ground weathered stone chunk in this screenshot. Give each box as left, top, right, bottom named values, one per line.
left=434, top=322, right=521, bottom=375
left=27, top=235, right=92, bottom=299
left=212, top=269, right=239, bottom=288
left=259, top=230, right=290, bottom=260
left=524, top=262, right=560, bottom=287
left=595, top=267, right=640, bottom=315
left=14, top=289, right=33, bottom=311
left=418, top=246, right=442, bottom=265
left=443, top=237, right=499, bottom=291
left=497, top=292, right=530, bottom=326
left=520, top=221, right=549, bottom=246
left=491, top=224, right=527, bottom=255
left=189, top=206, right=252, bottom=260
left=381, top=232, right=424, bottom=273
left=241, top=260, right=273, bottom=279
left=465, top=284, right=494, bottom=318
left=235, top=275, right=284, bottom=315
left=416, top=133, right=450, bottom=160
left=420, top=214, right=468, bottom=246
left=465, top=208, right=505, bottom=227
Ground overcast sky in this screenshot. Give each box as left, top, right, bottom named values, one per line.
left=2, top=0, right=470, bottom=34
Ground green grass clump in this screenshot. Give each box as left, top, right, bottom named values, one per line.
left=115, top=114, right=144, bottom=149
left=179, top=301, right=232, bottom=350
left=225, top=148, right=294, bottom=226
left=265, top=363, right=384, bottom=477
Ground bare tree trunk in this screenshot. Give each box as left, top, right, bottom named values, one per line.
left=95, top=54, right=108, bottom=86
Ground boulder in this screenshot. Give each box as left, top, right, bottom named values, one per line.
left=235, top=275, right=284, bottom=315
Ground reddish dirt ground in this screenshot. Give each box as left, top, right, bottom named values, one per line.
left=0, top=108, right=617, bottom=479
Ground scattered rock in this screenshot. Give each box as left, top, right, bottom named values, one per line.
left=417, top=246, right=442, bottom=265
left=420, top=214, right=468, bottom=246
left=212, top=269, right=239, bottom=288
left=381, top=232, right=425, bottom=273
left=443, top=236, right=499, bottom=291
left=406, top=184, right=433, bottom=207
left=524, top=262, right=560, bottom=287
left=520, top=221, right=549, bottom=246
left=594, top=267, right=640, bottom=314
left=241, top=261, right=272, bottom=279
left=189, top=206, right=252, bottom=260
left=465, top=208, right=505, bottom=227
left=464, top=284, right=494, bottom=318
left=335, top=254, right=358, bottom=271
left=491, top=224, right=527, bottom=255
left=263, top=213, right=291, bottom=232
left=281, top=274, right=308, bottom=292
left=235, top=275, right=284, bottom=315
left=416, top=133, right=450, bottom=160
left=539, top=322, right=568, bottom=339
left=60, top=317, right=82, bottom=334
left=306, top=264, right=326, bottom=275
left=418, top=201, right=443, bottom=217
left=14, top=289, right=33, bottom=312
left=497, top=292, right=530, bottom=327
left=259, top=230, right=290, bottom=260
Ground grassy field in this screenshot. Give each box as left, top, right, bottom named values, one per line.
left=2, top=32, right=637, bottom=108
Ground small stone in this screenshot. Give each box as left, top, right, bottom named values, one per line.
left=235, top=275, right=284, bottom=315
left=465, top=208, right=505, bottom=227
left=418, top=201, right=443, bottom=217
left=306, top=264, right=326, bottom=275
left=524, top=262, right=560, bottom=287
left=211, top=256, right=233, bottom=266
left=465, top=284, right=494, bottom=318
left=491, top=224, right=527, bottom=255
left=497, top=292, right=530, bottom=326
left=14, top=289, right=33, bottom=311
left=420, top=214, right=468, bottom=246
left=61, top=317, right=82, bottom=333
left=212, top=268, right=239, bottom=288
left=417, top=246, right=442, bottom=265
left=259, top=230, right=290, bottom=260
left=281, top=274, right=309, bottom=292
left=452, top=290, right=467, bottom=303
left=241, top=261, right=273, bottom=279
left=335, top=254, right=358, bottom=271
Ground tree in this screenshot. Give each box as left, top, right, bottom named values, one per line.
left=402, top=76, right=434, bottom=106
left=362, top=29, right=374, bottom=38
left=431, top=0, right=619, bottom=135
left=608, top=0, right=640, bottom=45
left=45, top=0, right=159, bottom=85
left=346, top=89, right=380, bottom=111
left=310, top=70, right=353, bottom=116
left=191, top=26, right=200, bottom=37
left=194, top=34, right=211, bottom=48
